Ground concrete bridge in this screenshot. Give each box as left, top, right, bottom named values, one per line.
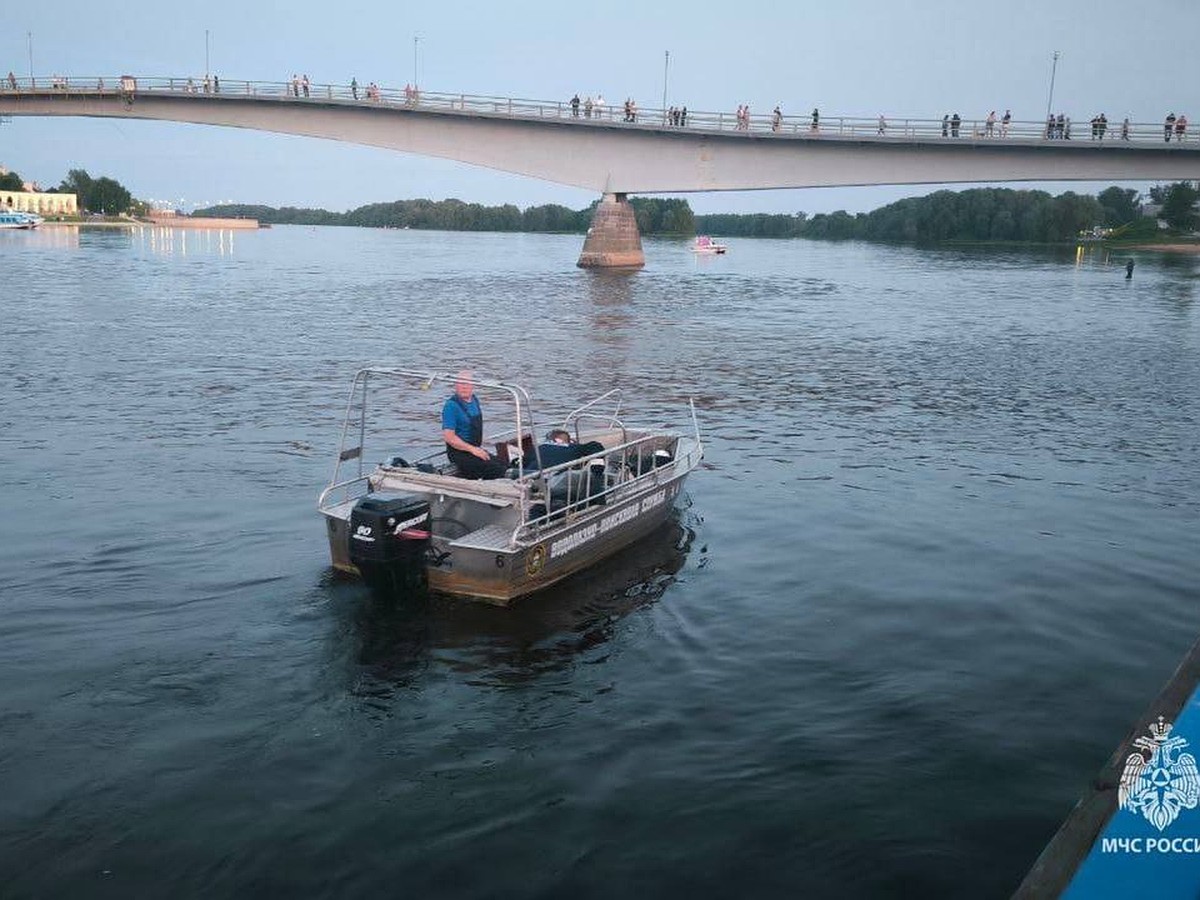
left=3, top=75, right=1199, bottom=267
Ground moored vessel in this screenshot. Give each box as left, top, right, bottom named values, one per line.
left=0, top=211, right=43, bottom=229
left=317, top=369, right=703, bottom=605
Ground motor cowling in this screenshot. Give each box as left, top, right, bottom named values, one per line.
left=349, top=494, right=432, bottom=595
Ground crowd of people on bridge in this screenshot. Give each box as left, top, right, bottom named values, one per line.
left=11, top=68, right=1189, bottom=150
left=568, top=93, right=609, bottom=119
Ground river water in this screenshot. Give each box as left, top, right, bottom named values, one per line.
left=1, top=224, right=1197, bottom=898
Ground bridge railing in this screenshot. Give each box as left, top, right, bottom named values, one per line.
left=0, top=75, right=1191, bottom=146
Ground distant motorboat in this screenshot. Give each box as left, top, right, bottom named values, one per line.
left=0, top=211, right=43, bottom=230
left=692, top=235, right=727, bottom=254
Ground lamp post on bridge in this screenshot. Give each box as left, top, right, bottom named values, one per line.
left=413, top=35, right=419, bottom=89
left=1044, top=50, right=1060, bottom=125
left=27, top=32, right=33, bottom=85
left=662, top=50, right=669, bottom=125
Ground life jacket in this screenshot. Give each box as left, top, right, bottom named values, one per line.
left=447, top=394, right=483, bottom=448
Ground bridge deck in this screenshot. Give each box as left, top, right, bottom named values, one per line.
left=2, top=75, right=1192, bottom=146
left=3, top=76, right=1198, bottom=193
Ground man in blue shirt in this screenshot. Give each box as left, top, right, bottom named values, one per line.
left=441, top=370, right=507, bottom=480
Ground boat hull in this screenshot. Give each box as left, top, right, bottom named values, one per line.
left=324, top=472, right=687, bottom=605
left=430, top=477, right=684, bottom=604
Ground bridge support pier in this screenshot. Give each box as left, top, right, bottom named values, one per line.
left=577, top=193, right=644, bottom=269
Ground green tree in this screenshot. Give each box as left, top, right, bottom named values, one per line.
left=56, top=168, right=93, bottom=198
left=1160, top=182, right=1199, bottom=231
left=0, top=169, right=22, bottom=191
left=88, top=177, right=133, bottom=215
left=1098, top=187, right=1140, bottom=226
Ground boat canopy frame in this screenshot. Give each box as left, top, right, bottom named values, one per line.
left=327, top=367, right=545, bottom=491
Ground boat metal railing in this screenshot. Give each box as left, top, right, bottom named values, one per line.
left=2, top=75, right=1192, bottom=146
left=511, top=429, right=699, bottom=546
left=325, top=367, right=540, bottom=491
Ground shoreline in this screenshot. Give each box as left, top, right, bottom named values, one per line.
left=1110, top=241, right=1200, bottom=253
left=40, top=217, right=261, bottom=231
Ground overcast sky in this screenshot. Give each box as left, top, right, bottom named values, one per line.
left=2, top=0, right=1196, bottom=214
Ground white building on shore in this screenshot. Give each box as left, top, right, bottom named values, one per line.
left=0, top=165, right=78, bottom=216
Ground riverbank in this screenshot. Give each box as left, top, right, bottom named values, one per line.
left=1112, top=241, right=1200, bottom=253
left=40, top=216, right=261, bottom=230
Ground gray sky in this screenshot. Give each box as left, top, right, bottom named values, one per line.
left=2, top=0, right=1196, bottom=214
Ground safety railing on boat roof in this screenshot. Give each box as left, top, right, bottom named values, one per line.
left=559, top=388, right=624, bottom=441
left=326, top=366, right=540, bottom=489
left=511, top=430, right=697, bottom=546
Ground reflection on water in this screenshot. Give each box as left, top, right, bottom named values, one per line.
left=0, top=224, right=83, bottom=250
left=343, top=511, right=699, bottom=699
left=137, top=226, right=238, bottom=257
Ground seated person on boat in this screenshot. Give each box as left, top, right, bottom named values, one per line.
left=524, top=429, right=608, bottom=508
left=441, top=370, right=507, bottom=480
left=522, top=429, right=606, bottom=472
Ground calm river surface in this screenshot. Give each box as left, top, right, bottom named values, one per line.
left=1, top=224, right=1198, bottom=898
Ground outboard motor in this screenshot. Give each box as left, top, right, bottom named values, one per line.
left=349, top=494, right=432, bottom=596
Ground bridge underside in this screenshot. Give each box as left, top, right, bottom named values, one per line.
left=4, top=92, right=1200, bottom=195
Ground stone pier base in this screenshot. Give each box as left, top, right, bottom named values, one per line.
left=577, top=193, right=644, bottom=269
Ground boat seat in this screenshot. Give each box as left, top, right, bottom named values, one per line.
left=494, top=434, right=534, bottom=466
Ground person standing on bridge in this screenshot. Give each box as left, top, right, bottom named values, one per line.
left=877, top=114, right=887, bottom=135
left=1175, top=114, right=1187, bottom=142
left=1121, top=116, right=1130, bottom=140
left=595, top=94, right=606, bottom=119
left=1164, top=112, right=1175, bottom=142
left=291, top=75, right=299, bottom=98
left=811, top=108, right=820, bottom=132
left=950, top=113, right=961, bottom=137
left=213, top=75, right=220, bottom=94
left=570, top=94, right=580, bottom=117
left=302, top=75, right=310, bottom=98
left=6, top=72, right=16, bottom=91
left=351, top=77, right=358, bottom=100
left=1001, top=110, right=1011, bottom=137
left=986, top=111, right=996, bottom=137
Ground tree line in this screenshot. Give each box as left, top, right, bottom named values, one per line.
left=194, top=197, right=697, bottom=235
left=6, top=163, right=1194, bottom=241
left=199, top=184, right=1194, bottom=243
left=695, top=185, right=1194, bottom=243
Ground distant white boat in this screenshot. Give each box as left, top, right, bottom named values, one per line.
left=0, top=211, right=43, bottom=230
left=692, top=235, right=727, bottom=254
